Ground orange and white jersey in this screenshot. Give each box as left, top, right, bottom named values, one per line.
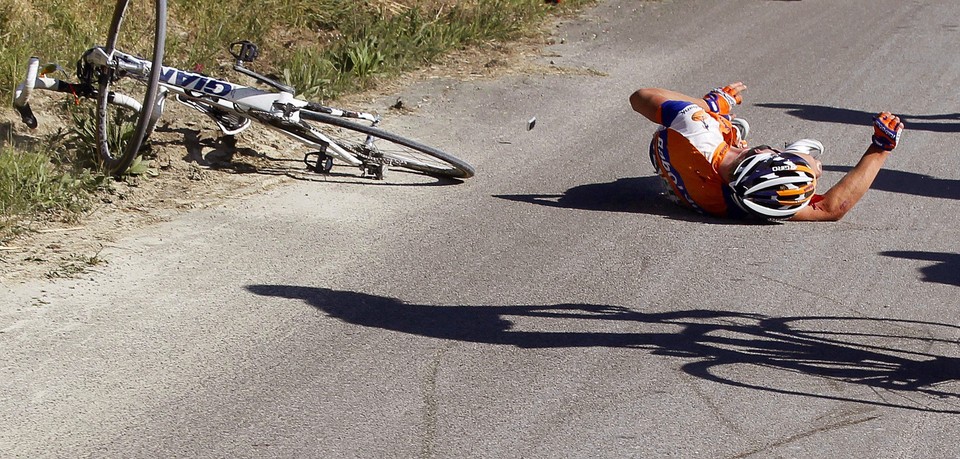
left=648, top=100, right=746, bottom=218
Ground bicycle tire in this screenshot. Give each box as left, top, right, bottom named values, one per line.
left=96, top=0, right=166, bottom=175
left=300, top=110, right=475, bottom=179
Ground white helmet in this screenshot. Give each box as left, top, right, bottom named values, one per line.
left=729, top=148, right=818, bottom=220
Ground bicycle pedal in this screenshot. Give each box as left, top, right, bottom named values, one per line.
left=304, top=152, right=333, bottom=173
left=364, top=164, right=387, bottom=180
left=229, top=40, right=259, bottom=63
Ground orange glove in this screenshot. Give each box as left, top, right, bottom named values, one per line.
left=872, top=112, right=903, bottom=151
left=703, top=83, right=744, bottom=116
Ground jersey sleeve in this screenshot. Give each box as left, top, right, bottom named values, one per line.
left=658, top=100, right=695, bottom=127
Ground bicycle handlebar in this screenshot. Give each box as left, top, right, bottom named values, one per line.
left=12, top=54, right=144, bottom=129
left=13, top=58, right=40, bottom=128
left=109, top=92, right=143, bottom=112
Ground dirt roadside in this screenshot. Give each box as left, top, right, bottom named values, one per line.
left=0, top=18, right=593, bottom=284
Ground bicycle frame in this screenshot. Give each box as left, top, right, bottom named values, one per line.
left=15, top=38, right=475, bottom=180
left=15, top=47, right=381, bottom=169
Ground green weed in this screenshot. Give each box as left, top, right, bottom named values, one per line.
left=0, top=143, right=97, bottom=241
left=68, top=104, right=139, bottom=167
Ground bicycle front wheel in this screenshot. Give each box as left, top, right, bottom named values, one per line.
left=300, top=111, right=475, bottom=179
left=96, top=0, right=167, bottom=175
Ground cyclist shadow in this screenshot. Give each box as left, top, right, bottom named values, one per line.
left=494, top=176, right=744, bottom=224
left=881, top=250, right=960, bottom=287
left=823, top=165, right=960, bottom=200
left=756, top=103, right=960, bottom=132
left=247, top=284, right=960, bottom=414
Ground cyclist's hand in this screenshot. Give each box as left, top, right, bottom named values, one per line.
left=703, top=82, right=745, bottom=115
left=872, top=112, right=903, bottom=151
left=719, top=82, right=746, bottom=103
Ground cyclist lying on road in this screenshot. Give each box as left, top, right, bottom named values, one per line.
left=629, top=82, right=904, bottom=221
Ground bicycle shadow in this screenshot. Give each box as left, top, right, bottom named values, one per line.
left=823, top=165, right=960, bottom=200
left=494, top=177, right=748, bottom=224
left=247, top=285, right=960, bottom=414
left=0, top=121, right=45, bottom=152
left=756, top=103, right=960, bottom=132
left=880, top=251, right=960, bottom=287
left=154, top=125, right=465, bottom=186
left=179, top=128, right=262, bottom=172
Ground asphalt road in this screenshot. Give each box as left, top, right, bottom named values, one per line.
left=2, top=0, right=959, bottom=457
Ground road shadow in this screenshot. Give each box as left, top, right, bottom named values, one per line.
left=493, top=177, right=746, bottom=224
left=247, top=285, right=960, bottom=414
left=823, top=165, right=960, bottom=200
left=756, top=103, right=960, bottom=132
left=881, top=251, right=960, bottom=287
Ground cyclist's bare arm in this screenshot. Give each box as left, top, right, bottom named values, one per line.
left=629, top=88, right=711, bottom=124
left=630, top=82, right=746, bottom=124
left=791, top=145, right=891, bottom=221
left=792, top=112, right=904, bottom=222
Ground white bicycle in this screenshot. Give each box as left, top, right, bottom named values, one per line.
left=12, top=0, right=475, bottom=180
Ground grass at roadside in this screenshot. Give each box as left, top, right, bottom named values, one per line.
left=0, top=143, right=100, bottom=241
left=0, top=0, right=594, bottom=242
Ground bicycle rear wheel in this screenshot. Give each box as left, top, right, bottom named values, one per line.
left=96, top=0, right=166, bottom=175
left=300, top=110, right=475, bottom=179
